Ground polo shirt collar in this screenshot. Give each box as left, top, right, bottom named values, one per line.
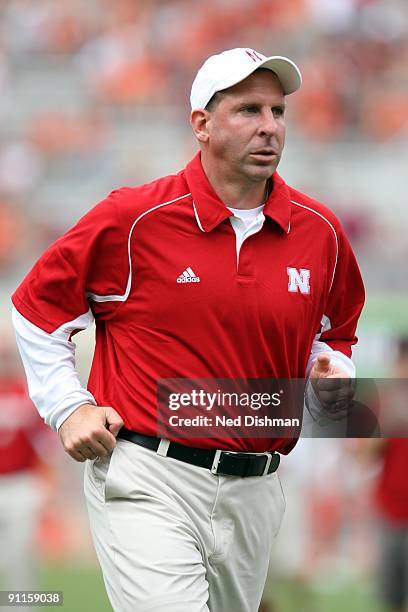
left=263, top=171, right=292, bottom=234
left=184, top=152, right=291, bottom=234
left=184, top=152, right=232, bottom=232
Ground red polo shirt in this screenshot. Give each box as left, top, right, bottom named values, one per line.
left=12, top=153, right=365, bottom=453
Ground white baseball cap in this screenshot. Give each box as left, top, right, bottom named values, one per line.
left=190, top=47, right=302, bottom=111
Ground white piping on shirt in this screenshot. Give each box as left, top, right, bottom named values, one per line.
left=192, top=201, right=205, bottom=232
left=86, top=192, right=191, bottom=303
left=290, top=200, right=338, bottom=292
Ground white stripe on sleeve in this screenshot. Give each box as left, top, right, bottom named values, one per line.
left=12, top=306, right=97, bottom=432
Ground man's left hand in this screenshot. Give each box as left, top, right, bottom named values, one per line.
left=309, top=352, right=355, bottom=420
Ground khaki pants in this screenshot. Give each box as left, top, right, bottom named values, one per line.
left=84, top=439, right=285, bottom=612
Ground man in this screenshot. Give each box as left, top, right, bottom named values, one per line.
left=12, top=48, right=365, bottom=611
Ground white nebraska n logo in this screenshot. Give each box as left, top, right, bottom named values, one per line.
left=287, top=267, right=311, bottom=294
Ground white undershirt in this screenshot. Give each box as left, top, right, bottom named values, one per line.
left=227, top=204, right=265, bottom=262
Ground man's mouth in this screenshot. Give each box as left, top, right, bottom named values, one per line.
left=249, top=149, right=278, bottom=161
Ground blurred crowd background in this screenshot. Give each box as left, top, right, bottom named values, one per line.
left=0, top=0, right=407, bottom=610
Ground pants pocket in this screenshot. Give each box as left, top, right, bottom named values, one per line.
left=268, top=472, right=286, bottom=537
left=90, top=453, right=113, bottom=498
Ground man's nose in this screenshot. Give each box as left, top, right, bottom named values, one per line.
left=258, top=109, right=279, bottom=136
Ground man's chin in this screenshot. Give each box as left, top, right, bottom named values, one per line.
left=246, top=156, right=279, bottom=176
left=245, top=165, right=277, bottom=182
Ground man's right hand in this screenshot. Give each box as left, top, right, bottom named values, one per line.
left=58, top=403, right=124, bottom=462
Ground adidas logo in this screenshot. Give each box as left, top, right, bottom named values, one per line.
left=177, top=267, right=200, bottom=283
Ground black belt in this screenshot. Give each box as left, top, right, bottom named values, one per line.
left=117, top=427, right=280, bottom=477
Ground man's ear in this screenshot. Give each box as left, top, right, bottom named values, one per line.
left=190, top=110, right=210, bottom=143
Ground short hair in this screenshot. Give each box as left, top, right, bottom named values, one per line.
left=205, top=92, right=223, bottom=111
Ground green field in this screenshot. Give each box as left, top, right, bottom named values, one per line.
left=36, top=563, right=385, bottom=612
left=38, top=564, right=111, bottom=611
left=361, top=293, right=408, bottom=332
left=263, top=577, right=384, bottom=612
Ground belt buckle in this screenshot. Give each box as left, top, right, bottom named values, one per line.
left=210, top=449, right=222, bottom=474
left=157, top=439, right=170, bottom=457
left=244, top=453, right=270, bottom=477
left=262, top=452, right=273, bottom=475
left=211, top=449, right=275, bottom=476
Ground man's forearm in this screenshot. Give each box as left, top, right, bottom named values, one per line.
left=12, top=306, right=96, bottom=431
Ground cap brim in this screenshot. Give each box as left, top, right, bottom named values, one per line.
left=259, top=56, right=302, bottom=95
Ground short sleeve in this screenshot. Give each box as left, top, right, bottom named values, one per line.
left=12, top=189, right=130, bottom=332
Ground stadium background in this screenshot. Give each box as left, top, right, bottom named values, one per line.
left=0, top=0, right=407, bottom=610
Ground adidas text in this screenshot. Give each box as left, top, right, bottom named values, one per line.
left=177, top=276, right=200, bottom=283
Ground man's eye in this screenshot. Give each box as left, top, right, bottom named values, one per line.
left=272, top=107, right=285, bottom=118
left=242, top=106, right=258, bottom=113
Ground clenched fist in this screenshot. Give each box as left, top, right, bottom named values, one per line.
left=58, top=403, right=124, bottom=462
